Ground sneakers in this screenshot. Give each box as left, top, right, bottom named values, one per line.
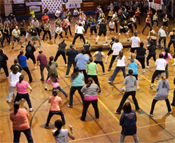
left=148, top=113, right=153, bottom=117
left=143, top=71, right=145, bottom=74
left=65, top=75, right=68, bottom=78
left=108, top=69, right=111, bottom=71
left=103, top=72, right=106, bottom=75
left=99, top=91, right=102, bottom=95
left=12, top=47, right=14, bottom=49
left=45, top=124, right=49, bottom=129
left=65, top=64, right=67, bottom=67
left=29, top=108, right=33, bottom=112
left=146, top=66, right=149, bottom=69
left=39, top=43, right=41, bottom=46
left=121, top=87, right=126, bottom=91
left=169, top=111, right=172, bottom=114
left=172, top=63, right=175, bottom=66
left=21, top=45, right=24, bottom=48
left=67, top=105, right=73, bottom=108
left=108, top=81, right=112, bottom=83
left=127, top=39, right=129, bottom=42
left=137, top=86, right=140, bottom=90
left=45, top=87, right=47, bottom=91
left=115, top=111, right=121, bottom=114
left=80, top=117, right=85, bottom=121
left=150, top=85, right=153, bottom=89
left=23, top=42, right=26, bottom=45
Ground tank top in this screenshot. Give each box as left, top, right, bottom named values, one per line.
left=117, top=56, right=125, bottom=67
left=94, top=52, right=103, bottom=62
left=171, top=33, right=175, bottom=41
left=128, top=59, right=138, bottom=75
left=151, top=39, right=157, bottom=45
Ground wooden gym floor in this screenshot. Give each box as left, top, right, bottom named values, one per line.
left=0, top=15, right=175, bottom=143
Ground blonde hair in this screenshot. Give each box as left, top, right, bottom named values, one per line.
left=130, top=53, right=136, bottom=62
left=161, top=72, right=166, bottom=81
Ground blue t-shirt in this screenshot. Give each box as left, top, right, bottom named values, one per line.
left=90, top=22, right=97, bottom=30
left=18, top=56, right=27, bottom=68
left=121, top=11, right=127, bottom=18
left=66, top=49, right=78, bottom=62
left=75, top=53, right=89, bottom=70
left=128, top=59, right=138, bottom=75
left=72, top=72, right=84, bottom=87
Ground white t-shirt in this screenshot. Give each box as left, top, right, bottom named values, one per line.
left=56, top=27, right=63, bottom=34
left=9, top=72, right=22, bottom=87
left=80, top=21, right=85, bottom=26
left=55, top=10, right=61, bottom=17
left=52, top=129, right=69, bottom=143
left=109, top=21, right=115, bottom=29
left=76, top=26, right=84, bottom=34
left=158, top=29, right=166, bottom=37
left=75, top=24, right=78, bottom=33
left=130, top=36, right=140, bottom=48
left=117, top=56, right=125, bottom=67
left=112, top=42, right=123, bottom=55
left=131, top=17, right=136, bottom=23
left=73, top=10, right=78, bottom=15
left=31, top=20, right=39, bottom=28
left=155, top=58, right=166, bottom=71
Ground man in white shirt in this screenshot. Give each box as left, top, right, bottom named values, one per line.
left=55, top=8, right=61, bottom=19
left=130, top=32, right=140, bottom=53
left=108, top=19, right=115, bottom=38
left=11, top=26, right=23, bottom=49
left=54, top=24, right=63, bottom=44
left=72, top=23, right=85, bottom=45
left=158, top=27, right=166, bottom=49
left=31, top=18, right=40, bottom=36
left=108, top=38, right=123, bottom=71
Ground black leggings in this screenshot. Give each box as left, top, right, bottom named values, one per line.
left=116, top=91, right=139, bottom=113
left=79, top=70, right=88, bottom=84
left=171, top=90, right=175, bottom=106
left=2, top=34, right=10, bottom=45
left=0, top=64, right=9, bottom=77
left=136, top=56, right=145, bottom=69
left=147, top=54, right=156, bottom=66
left=25, top=54, right=36, bottom=64
left=46, top=110, right=65, bottom=126
left=85, top=51, right=92, bottom=57
left=142, top=23, right=152, bottom=34
left=55, top=32, right=63, bottom=39
left=94, top=61, right=105, bottom=72
left=72, top=34, right=85, bottom=45
left=42, top=30, right=51, bottom=40
left=150, top=99, right=171, bottom=114
left=107, top=49, right=113, bottom=56
left=168, top=40, right=175, bottom=53
left=108, top=55, right=118, bottom=70
left=151, top=70, right=165, bottom=83
left=14, top=93, right=32, bottom=109
left=87, top=75, right=101, bottom=93
left=23, top=67, right=33, bottom=83
left=54, top=51, right=66, bottom=64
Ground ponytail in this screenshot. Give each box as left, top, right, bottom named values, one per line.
left=14, top=102, right=20, bottom=115
left=49, top=56, right=54, bottom=66
left=164, top=48, right=169, bottom=59
left=86, top=77, right=93, bottom=88
left=54, top=120, right=63, bottom=136
left=19, top=75, right=24, bottom=83
left=17, top=51, right=24, bottom=59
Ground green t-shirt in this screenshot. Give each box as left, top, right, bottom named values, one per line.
left=86, top=62, right=97, bottom=75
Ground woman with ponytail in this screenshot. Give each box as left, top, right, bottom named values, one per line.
left=10, top=101, right=33, bottom=143
left=52, top=119, right=75, bottom=143
left=149, top=72, right=171, bottom=116
left=80, top=77, right=99, bottom=121
left=17, top=50, right=33, bottom=82
left=14, top=75, right=33, bottom=112
left=45, top=90, right=66, bottom=129
left=7, top=66, right=21, bottom=103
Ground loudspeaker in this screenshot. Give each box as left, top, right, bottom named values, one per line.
left=149, top=0, right=153, bottom=2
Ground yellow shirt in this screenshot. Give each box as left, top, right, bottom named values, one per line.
left=30, top=11, right=35, bottom=18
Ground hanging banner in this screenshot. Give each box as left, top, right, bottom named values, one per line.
left=13, top=0, right=24, bottom=4
left=66, top=3, right=81, bottom=9
left=4, top=0, right=12, bottom=16
left=29, top=5, right=41, bottom=13
left=62, top=0, right=82, bottom=4
left=26, top=0, right=42, bottom=6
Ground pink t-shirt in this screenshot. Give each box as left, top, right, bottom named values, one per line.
left=162, top=52, right=172, bottom=64
left=49, top=96, right=62, bottom=111
left=46, top=77, right=59, bottom=88
left=10, top=108, right=30, bottom=131
left=16, top=81, right=29, bottom=94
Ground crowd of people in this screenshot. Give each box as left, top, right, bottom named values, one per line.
left=1, top=0, right=175, bottom=142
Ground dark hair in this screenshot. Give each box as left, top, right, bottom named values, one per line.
left=87, top=57, right=93, bottom=64
left=128, top=69, right=133, bottom=75
left=54, top=119, right=63, bottom=136
left=19, top=75, right=24, bottom=83
left=50, top=72, right=58, bottom=83
left=98, top=47, right=102, bottom=51
left=17, top=50, right=24, bottom=59
left=71, top=66, right=79, bottom=80
left=52, top=89, right=58, bottom=96
left=159, top=53, right=163, bottom=58
left=122, top=102, right=132, bottom=113
left=81, top=49, right=86, bottom=54
left=12, top=66, right=19, bottom=74
left=86, top=77, right=93, bottom=88
left=164, top=48, right=169, bottom=59
left=61, top=39, right=65, bottom=44
left=115, top=38, right=119, bottom=42
left=39, top=51, right=43, bottom=54
left=49, top=56, right=54, bottom=66
left=70, top=44, right=73, bottom=49
left=140, top=42, right=144, bottom=47
left=0, top=49, right=3, bottom=55
left=118, top=51, right=123, bottom=60
left=112, top=37, right=116, bottom=41
left=134, top=32, right=137, bottom=36
left=79, top=23, right=82, bottom=26
left=14, top=59, right=18, bottom=64
left=28, top=41, right=31, bottom=45
left=14, top=101, right=20, bottom=114
left=150, top=41, right=154, bottom=46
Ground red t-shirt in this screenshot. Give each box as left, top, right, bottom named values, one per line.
left=16, top=81, right=29, bottom=94
left=135, top=9, right=140, bottom=17
left=42, top=15, right=49, bottom=23
left=147, top=10, right=153, bottom=17
left=37, top=54, right=48, bottom=66
left=62, top=22, right=67, bottom=30
left=49, top=96, right=62, bottom=111
left=10, top=108, right=30, bottom=131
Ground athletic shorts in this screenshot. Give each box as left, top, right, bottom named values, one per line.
left=109, top=28, right=114, bottom=31
left=13, top=37, right=20, bottom=42
left=119, top=29, right=128, bottom=34
left=90, top=29, right=97, bottom=34
left=30, top=35, right=40, bottom=40
left=162, top=22, right=168, bottom=27
left=98, top=31, right=106, bottom=36
left=130, top=48, right=138, bottom=53
left=20, top=31, right=26, bottom=36
left=127, top=74, right=138, bottom=80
